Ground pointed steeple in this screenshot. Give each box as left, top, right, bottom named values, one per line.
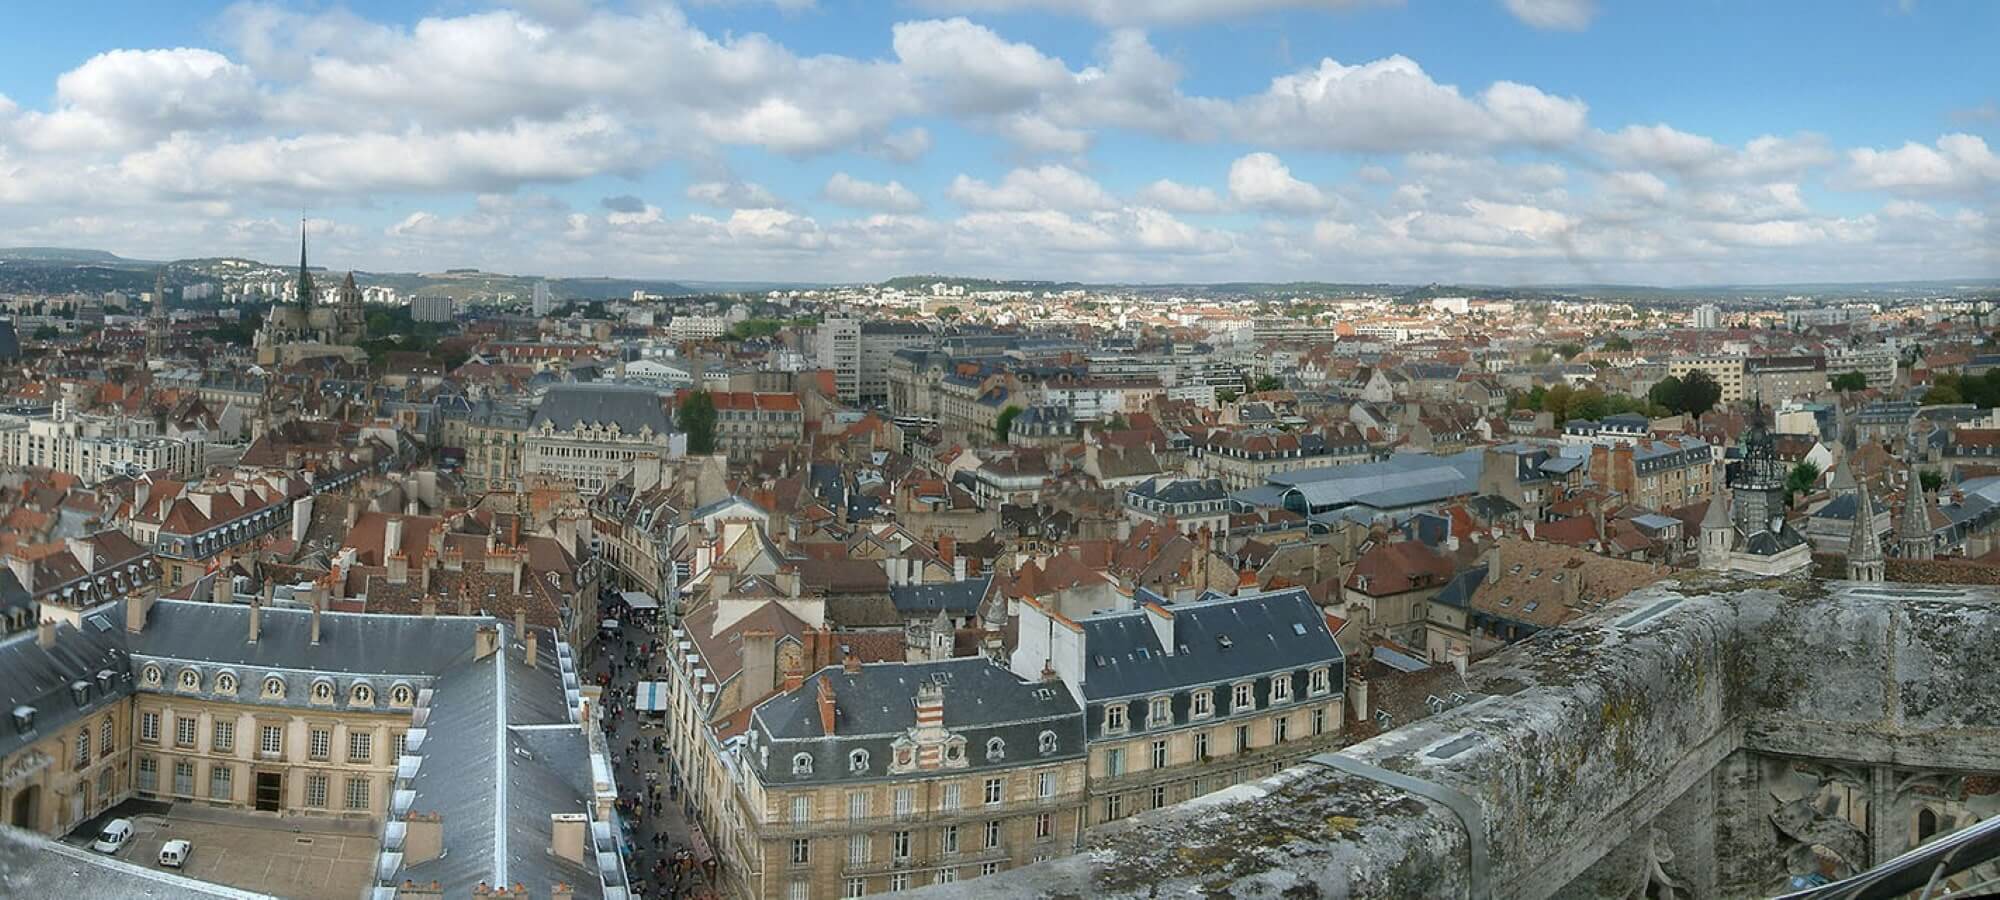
left=1897, top=472, right=1936, bottom=560
left=1699, top=465, right=1732, bottom=571
left=296, top=216, right=315, bottom=310
left=145, top=267, right=168, bottom=361
left=1846, top=464, right=1884, bottom=582
left=1828, top=452, right=1857, bottom=496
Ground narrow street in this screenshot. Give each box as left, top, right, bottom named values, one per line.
left=590, top=606, right=714, bottom=900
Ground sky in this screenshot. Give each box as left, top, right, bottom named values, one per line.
left=0, top=0, right=1995, bottom=286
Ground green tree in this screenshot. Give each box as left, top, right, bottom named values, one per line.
left=1543, top=383, right=1576, bottom=421
left=1567, top=389, right=1610, bottom=422
left=1528, top=348, right=1553, bottom=365
left=1216, top=388, right=1238, bottom=404
left=1649, top=376, right=1685, bottom=413
left=1923, top=383, right=1964, bottom=406
left=1920, top=469, right=1944, bottom=493
left=1555, top=342, right=1584, bottom=359
left=1785, top=461, right=1822, bottom=503
left=678, top=390, right=718, bottom=455
left=936, top=305, right=962, bottom=321
left=1254, top=375, right=1284, bottom=392
left=1831, top=371, right=1868, bottom=393
left=994, top=405, right=1023, bottom=443
left=31, top=325, right=59, bottom=340
left=1602, top=336, right=1633, bottom=352
left=1679, top=370, right=1722, bottom=420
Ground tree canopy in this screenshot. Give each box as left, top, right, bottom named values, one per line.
left=1510, top=383, right=1664, bottom=422
left=1648, top=370, right=1723, bottom=420
left=1922, top=371, right=2000, bottom=408
left=678, top=390, right=717, bottom=455
left=994, top=405, right=1023, bottom=443
left=1831, top=371, right=1868, bottom=393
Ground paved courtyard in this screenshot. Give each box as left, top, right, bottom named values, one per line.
left=96, top=811, right=376, bottom=900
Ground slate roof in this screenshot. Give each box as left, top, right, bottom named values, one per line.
left=127, top=599, right=487, bottom=677
left=750, top=656, right=1086, bottom=787
left=1075, top=588, right=1341, bottom=702
left=0, top=615, right=134, bottom=762
left=888, top=575, right=994, bottom=618
left=532, top=383, right=672, bottom=434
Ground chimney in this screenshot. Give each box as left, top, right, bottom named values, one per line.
left=842, top=647, right=861, bottom=674
left=125, top=591, right=156, bottom=634
left=1447, top=644, right=1468, bottom=678
left=475, top=623, right=500, bottom=660
left=549, top=813, right=588, bottom=866
left=397, top=881, right=444, bottom=900
left=386, top=515, right=406, bottom=561
left=1485, top=543, right=1502, bottom=586
left=1346, top=670, right=1369, bottom=723
left=551, top=884, right=575, bottom=900
left=938, top=533, right=956, bottom=567
left=403, top=811, right=443, bottom=865
left=211, top=569, right=232, bottom=604
left=291, top=495, right=313, bottom=544
left=248, top=597, right=262, bottom=643
left=346, top=496, right=363, bottom=529
left=914, top=681, right=946, bottom=731
left=421, top=595, right=436, bottom=618
left=36, top=618, right=57, bottom=649
left=815, top=678, right=837, bottom=735
left=66, top=537, right=95, bottom=572
left=523, top=625, right=539, bottom=668
left=309, top=596, right=323, bottom=644
left=782, top=670, right=804, bottom=692
left=513, top=609, right=525, bottom=636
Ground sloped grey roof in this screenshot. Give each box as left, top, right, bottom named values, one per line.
left=888, top=575, right=993, bottom=617
left=751, top=656, right=1086, bottom=787
left=531, top=383, right=671, bottom=434
left=0, top=616, right=133, bottom=762
left=1076, top=588, right=1340, bottom=702
left=127, top=600, right=485, bottom=677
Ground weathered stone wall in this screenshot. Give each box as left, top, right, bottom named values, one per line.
left=906, top=575, right=2000, bottom=899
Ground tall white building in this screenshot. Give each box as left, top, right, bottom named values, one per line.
left=815, top=317, right=862, bottom=403
left=0, top=408, right=205, bottom=483
left=1692, top=304, right=1721, bottom=329
left=411, top=294, right=456, bottom=323
left=532, top=280, right=555, bottom=316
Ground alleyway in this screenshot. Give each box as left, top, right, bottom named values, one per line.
left=591, top=604, right=715, bottom=900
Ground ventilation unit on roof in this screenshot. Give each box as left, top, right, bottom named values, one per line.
left=1217, top=635, right=1233, bottom=649
left=1093, top=655, right=1108, bottom=668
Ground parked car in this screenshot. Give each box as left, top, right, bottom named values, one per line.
left=90, top=819, right=132, bottom=854
left=158, top=839, right=192, bottom=868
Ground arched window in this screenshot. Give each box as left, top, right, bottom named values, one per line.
left=312, top=681, right=333, bottom=702
left=986, top=737, right=1005, bottom=761
left=792, top=753, right=814, bottom=776
left=263, top=676, right=286, bottom=698
left=945, top=741, right=964, bottom=763
left=391, top=685, right=413, bottom=706
left=1038, top=730, right=1058, bottom=755
left=179, top=669, right=200, bottom=689
left=215, top=673, right=237, bottom=694
left=1919, top=808, right=1940, bottom=841
left=352, top=684, right=373, bottom=705
left=142, top=664, right=163, bottom=686
left=849, top=749, right=869, bottom=774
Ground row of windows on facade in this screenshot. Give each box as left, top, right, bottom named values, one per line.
left=786, top=814, right=1048, bottom=866
left=136, top=756, right=372, bottom=810
left=797, top=861, right=1033, bottom=900
left=792, top=731, right=1061, bottom=778
left=1100, top=667, right=1332, bottom=735
left=139, top=664, right=414, bottom=706
left=138, top=712, right=405, bottom=762
left=536, top=445, right=643, bottom=460
left=1099, top=705, right=1332, bottom=778
left=787, top=770, right=1068, bottom=823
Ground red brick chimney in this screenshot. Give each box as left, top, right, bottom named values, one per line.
left=815, top=678, right=837, bottom=735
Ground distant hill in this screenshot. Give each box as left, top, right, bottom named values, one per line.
left=0, top=247, right=141, bottom=264
left=882, top=275, right=1087, bottom=293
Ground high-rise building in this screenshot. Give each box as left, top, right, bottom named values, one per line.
left=815, top=317, right=862, bottom=403
left=1692, top=304, right=1721, bottom=329
left=410, top=294, right=455, bottom=323
left=532, top=280, right=555, bottom=316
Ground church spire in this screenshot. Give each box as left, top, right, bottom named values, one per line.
left=1897, top=471, right=1936, bottom=560
left=1845, top=461, right=1884, bottom=582
left=146, top=268, right=168, bottom=361
left=297, top=216, right=315, bottom=310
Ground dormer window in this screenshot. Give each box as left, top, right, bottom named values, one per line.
left=1103, top=704, right=1127, bottom=733
left=986, top=737, right=1005, bottom=761
left=792, top=753, right=814, bottom=776
left=215, top=673, right=237, bottom=694
left=1191, top=690, right=1214, bottom=719
left=391, top=685, right=413, bottom=706
left=264, top=676, right=286, bottom=698
left=312, top=680, right=334, bottom=703
left=179, top=669, right=200, bottom=690
left=142, top=664, right=162, bottom=687
left=11, top=706, right=33, bottom=733
left=1271, top=676, right=1293, bottom=704
left=849, top=749, right=869, bottom=773
left=1038, top=731, right=1058, bottom=755
left=1148, top=696, right=1171, bottom=726
left=1309, top=667, right=1331, bottom=696
left=352, top=684, right=373, bottom=705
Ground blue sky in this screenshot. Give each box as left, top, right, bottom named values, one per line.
left=0, top=0, right=1994, bottom=285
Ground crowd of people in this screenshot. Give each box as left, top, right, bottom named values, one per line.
left=595, top=599, right=716, bottom=900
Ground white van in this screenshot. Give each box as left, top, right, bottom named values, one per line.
left=91, top=818, right=133, bottom=854
left=158, top=839, right=192, bottom=868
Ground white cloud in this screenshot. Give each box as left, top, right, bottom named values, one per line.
left=1502, top=0, right=1597, bottom=30
left=892, top=18, right=1070, bottom=114
left=685, top=180, right=783, bottom=208
left=1227, top=152, right=1326, bottom=213
left=823, top=173, right=923, bottom=212
left=947, top=165, right=1115, bottom=211
left=1236, top=55, right=1589, bottom=151
left=1135, top=179, right=1226, bottom=213
left=912, top=0, right=1379, bottom=26
left=1847, top=134, right=2000, bottom=193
